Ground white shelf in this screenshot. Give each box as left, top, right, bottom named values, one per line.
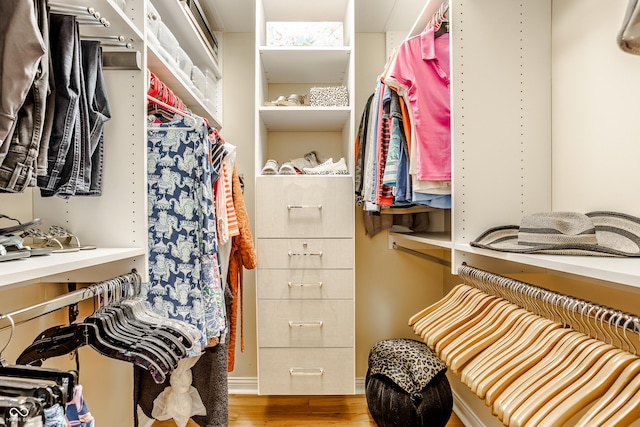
left=151, top=0, right=221, bottom=78
left=147, top=45, right=221, bottom=128
left=259, top=47, right=351, bottom=83
left=390, top=231, right=452, bottom=249
left=455, top=243, right=640, bottom=291
left=0, top=248, right=146, bottom=289
left=259, top=107, right=350, bottom=131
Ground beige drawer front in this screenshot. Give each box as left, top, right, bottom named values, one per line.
left=256, top=176, right=354, bottom=238
left=257, top=238, right=353, bottom=269
left=258, top=300, right=354, bottom=348
left=258, top=348, right=355, bottom=395
left=257, top=269, right=353, bottom=300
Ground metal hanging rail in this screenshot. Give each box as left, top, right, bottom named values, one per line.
left=0, top=271, right=141, bottom=332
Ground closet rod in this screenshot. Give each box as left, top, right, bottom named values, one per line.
left=392, top=242, right=451, bottom=267
left=0, top=271, right=140, bottom=332
left=458, top=264, right=640, bottom=333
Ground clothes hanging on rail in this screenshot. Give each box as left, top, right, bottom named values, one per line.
left=355, top=26, right=452, bottom=213
left=225, top=167, right=257, bottom=372
left=145, top=112, right=227, bottom=351
left=0, top=0, right=50, bottom=193
left=0, top=5, right=112, bottom=196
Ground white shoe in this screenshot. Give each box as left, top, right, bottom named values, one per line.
left=278, top=162, right=297, bottom=175
left=303, top=157, right=348, bottom=175
left=261, top=159, right=279, bottom=175
left=289, top=151, right=321, bottom=172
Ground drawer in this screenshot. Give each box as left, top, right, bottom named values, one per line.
left=257, top=269, right=353, bottom=300
left=256, top=176, right=354, bottom=238
left=258, top=300, right=354, bottom=348
left=257, top=238, right=353, bottom=269
left=258, top=347, right=355, bottom=395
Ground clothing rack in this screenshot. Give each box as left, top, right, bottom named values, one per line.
left=458, top=264, right=640, bottom=344
left=49, top=2, right=111, bottom=27
left=392, top=242, right=451, bottom=268
left=0, top=271, right=141, bottom=332
left=411, top=264, right=640, bottom=425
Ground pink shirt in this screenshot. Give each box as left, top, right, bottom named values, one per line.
left=385, top=29, right=451, bottom=181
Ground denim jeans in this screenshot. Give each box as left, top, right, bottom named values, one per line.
left=38, top=14, right=84, bottom=198
left=0, top=0, right=49, bottom=192
left=76, top=40, right=111, bottom=196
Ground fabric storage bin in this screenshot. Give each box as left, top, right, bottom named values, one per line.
left=176, top=47, right=193, bottom=82
left=157, top=22, right=179, bottom=66
left=205, top=72, right=217, bottom=108
left=191, top=66, right=206, bottom=99
left=309, top=86, right=349, bottom=107
left=146, top=0, right=161, bottom=49
left=266, top=22, right=344, bottom=46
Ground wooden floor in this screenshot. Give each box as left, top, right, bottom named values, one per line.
left=228, top=395, right=465, bottom=426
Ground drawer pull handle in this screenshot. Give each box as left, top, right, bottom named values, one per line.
left=288, top=251, right=323, bottom=257
left=288, top=281, right=323, bottom=288
left=287, top=204, right=323, bottom=210
left=289, top=368, right=324, bottom=376
left=288, top=321, right=324, bottom=328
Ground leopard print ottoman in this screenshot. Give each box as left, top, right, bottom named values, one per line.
left=365, top=338, right=453, bottom=427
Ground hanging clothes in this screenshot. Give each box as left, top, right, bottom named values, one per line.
left=145, top=112, right=226, bottom=351
left=0, top=0, right=50, bottom=193
left=355, top=26, right=452, bottom=214
left=226, top=166, right=257, bottom=372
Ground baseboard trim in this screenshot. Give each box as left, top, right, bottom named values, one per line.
left=452, top=389, right=484, bottom=427
left=228, top=377, right=367, bottom=395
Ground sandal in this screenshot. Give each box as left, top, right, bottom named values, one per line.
left=260, top=159, right=280, bottom=175
left=264, top=95, right=288, bottom=107
left=278, top=162, right=297, bottom=175
left=0, top=214, right=42, bottom=235
left=49, top=226, right=97, bottom=251
left=0, top=235, right=32, bottom=261
left=22, top=228, right=80, bottom=253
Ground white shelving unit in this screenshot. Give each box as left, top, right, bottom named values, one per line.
left=390, top=0, right=640, bottom=293
left=0, top=1, right=224, bottom=424
left=254, top=0, right=356, bottom=395
left=150, top=0, right=222, bottom=126
left=394, top=1, right=640, bottom=424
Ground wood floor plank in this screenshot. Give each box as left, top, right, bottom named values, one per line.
left=228, top=395, right=465, bottom=426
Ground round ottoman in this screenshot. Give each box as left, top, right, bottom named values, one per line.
left=365, top=338, right=453, bottom=427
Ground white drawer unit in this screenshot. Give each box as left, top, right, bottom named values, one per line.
left=257, top=269, right=353, bottom=300
left=257, top=238, right=353, bottom=269
left=254, top=0, right=355, bottom=396
left=257, top=300, right=354, bottom=347
left=255, top=176, right=354, bottom=238
left=258, top=348, right=355, bottom=395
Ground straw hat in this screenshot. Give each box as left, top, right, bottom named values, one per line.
left=470, top=211, right=640, bottom=257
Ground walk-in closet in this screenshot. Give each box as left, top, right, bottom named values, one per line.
left=1, top=0, right=639, bottom=426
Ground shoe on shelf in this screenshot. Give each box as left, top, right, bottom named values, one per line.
left=49, top=226, right=96, bottom=251
left=260, top=159, right=280, bottom=175
left=278, top=162, right=297, bottom=175
left=21, top=228, right=79, bottom=253
left=303, top=157, right=349, bottom=175
left=263, top=96, right=288, bottom=107
left=289, top=151, right=322, bottom=172
left=263, top=94, right=306, bottom=107
left=0, top=214, right=42, bottom=235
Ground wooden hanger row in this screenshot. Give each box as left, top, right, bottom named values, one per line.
left=409, top=264, right=640, bottom=426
